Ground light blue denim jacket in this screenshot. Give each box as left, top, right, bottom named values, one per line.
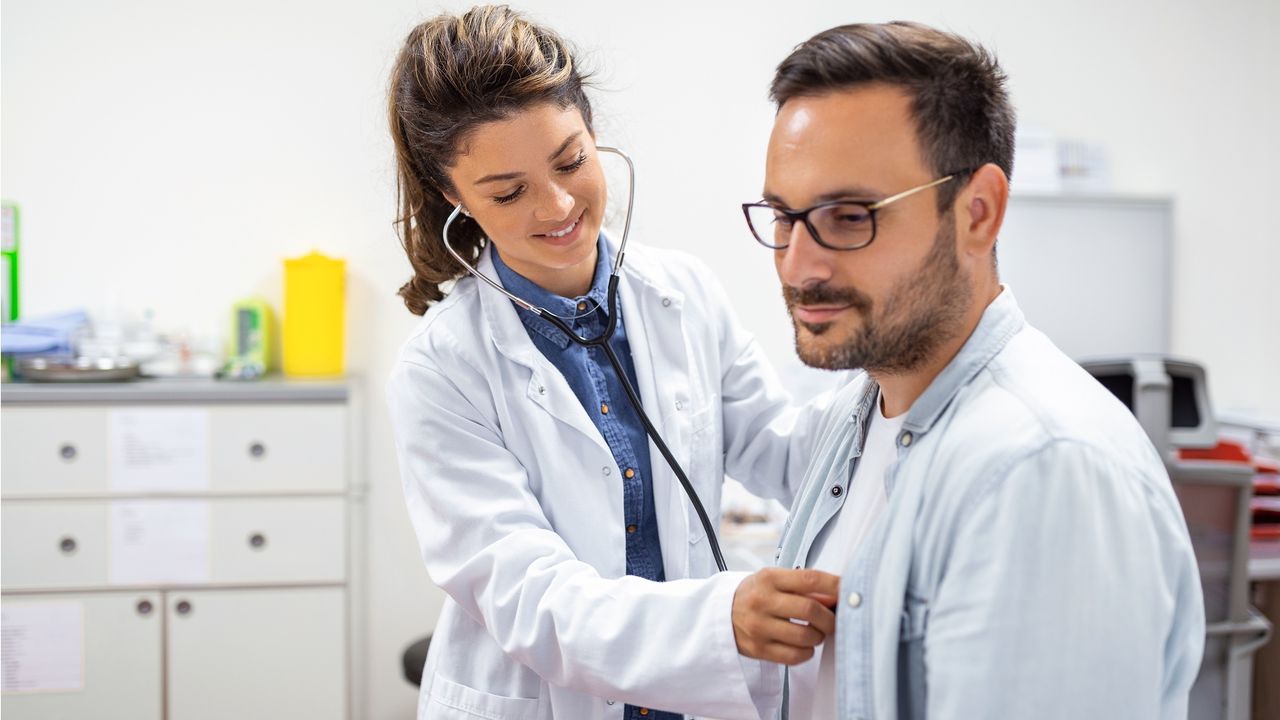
left=776, top=288, right=1205, bottom=720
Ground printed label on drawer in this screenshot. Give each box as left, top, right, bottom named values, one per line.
left=109, top=409, right=210, bottom=491
left=110, top=501, right=210, bottom=585
left=1, top=600, right=84, bottom=693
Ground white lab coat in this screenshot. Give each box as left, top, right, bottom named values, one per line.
left=387, top=238, right=823, bottom=719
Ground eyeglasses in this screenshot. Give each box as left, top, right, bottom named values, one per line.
left=741, top=172, right=970, bottom=251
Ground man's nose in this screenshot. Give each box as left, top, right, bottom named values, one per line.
left=777, top=220, right=835, bottom=289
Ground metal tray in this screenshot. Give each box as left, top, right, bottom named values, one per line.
left=17, top=356, right=141, bottom=383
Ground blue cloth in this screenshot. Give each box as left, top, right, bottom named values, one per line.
left=492, top=238, right=678, bottom=720
left=0, top=310, right=87, bottom=355
left=491, top=238, right=664, bottom=581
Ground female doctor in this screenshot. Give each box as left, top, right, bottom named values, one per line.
left=385, top=6, right=836, bottom=719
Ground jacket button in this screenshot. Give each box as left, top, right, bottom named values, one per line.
left=848, top=591, right=863, bottom=608
left=624, top=468, right=635, bottom=478
left=627, top=525, right=637, bottom=534
left=601, top=403, right=609, bottom=414
left=831, top=485, right=843, bottom=497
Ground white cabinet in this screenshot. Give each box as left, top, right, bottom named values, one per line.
left=166, top=587, right=345, bottom=720
left=1, top=591, right=163, bottom=720
left=0, top=380, right=362, bottom=720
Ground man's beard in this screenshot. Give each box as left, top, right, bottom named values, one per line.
left=783, top=218, right=972, bottom=373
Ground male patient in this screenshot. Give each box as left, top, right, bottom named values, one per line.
left=743, top=21, right=1206, bottom=718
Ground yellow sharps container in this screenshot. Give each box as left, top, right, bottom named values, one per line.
left=283, top=251, right=345, bottom=376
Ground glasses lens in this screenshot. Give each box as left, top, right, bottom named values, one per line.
left=811, top=202, right=874, bottom=249
left=746, top=204, right=793, bottom=248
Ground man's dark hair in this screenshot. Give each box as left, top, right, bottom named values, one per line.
left=771, top=21, right=1016, bottom=210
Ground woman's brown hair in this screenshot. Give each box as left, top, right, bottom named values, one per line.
left=388, top=5, right=594, bottom=314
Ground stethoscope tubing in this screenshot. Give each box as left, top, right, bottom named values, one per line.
left=440, top=146, right=729, bottom=573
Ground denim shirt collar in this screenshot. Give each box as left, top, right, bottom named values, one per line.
left=490, top=234, right=613, bottom=349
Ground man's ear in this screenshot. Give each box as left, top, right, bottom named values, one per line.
left=959, top=163, right=1009, bottom=258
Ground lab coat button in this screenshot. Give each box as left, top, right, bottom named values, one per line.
left=848, top=591, right=863, bottom=608
left=607, top=700, right=616, bottom=706
left=538, top=386, right=546, bottom=395
left=603, top=466, right=611, bottom=476
left=662, top=298, right=671, bottom=307
left=900, top=431, right=913, bottom=447
left=830, top=485, right=843, bottom=497
left=675, top=400, right=683, bottom=411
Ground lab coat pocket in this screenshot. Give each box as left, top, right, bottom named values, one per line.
left=897, top=594, right=929, bottom=719
left=685, top=404, right=718, bottom=548
left=425, top=672, right=541, bottom=720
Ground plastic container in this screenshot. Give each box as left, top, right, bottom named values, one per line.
left=283, top=251, right=345, bottom=377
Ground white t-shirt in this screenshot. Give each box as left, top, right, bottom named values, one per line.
left=789, top=394, right=905, bottom=720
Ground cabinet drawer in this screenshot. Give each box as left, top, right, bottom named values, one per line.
left=1, top=407, right=109, bottom=496
left=2, top=498, right=344, bottom=590
left=1, top=501, right=110, bottom=589
left=209, top=405, right=346, bottom=492
left=1, top=404, right=346, bottom=497
left=210, top=497, right=345, bottom=584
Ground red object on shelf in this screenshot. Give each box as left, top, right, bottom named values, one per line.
left=1254, top=524, right=1280, bottom=540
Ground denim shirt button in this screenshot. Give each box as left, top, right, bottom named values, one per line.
left=848, top=591, right=863, bottom=608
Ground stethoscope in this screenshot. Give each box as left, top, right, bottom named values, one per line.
left=442, top=146, right=728, bottom=573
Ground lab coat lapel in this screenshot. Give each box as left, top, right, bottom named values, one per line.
left=474, top=249, right=610, bottom=455
left=616, top=252, right=695, bottom=580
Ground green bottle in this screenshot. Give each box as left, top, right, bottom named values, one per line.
left=1, top=201, right=18, bottom=322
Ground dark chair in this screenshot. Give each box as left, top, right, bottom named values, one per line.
left=401, top=635, right=432, bottom=687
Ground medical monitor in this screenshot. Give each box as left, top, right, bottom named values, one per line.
left=1080, top=356, right=1217, bottom=453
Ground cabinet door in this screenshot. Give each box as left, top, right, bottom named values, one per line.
left=166, top=587, right=345, bottom=720
left=1, top=591, right=162, bottom=720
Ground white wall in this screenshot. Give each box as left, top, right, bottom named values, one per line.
left=4, top=0, right=1277, bottom=717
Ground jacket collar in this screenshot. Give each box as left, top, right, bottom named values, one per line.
left=901, top=285, right=1025, bottom=435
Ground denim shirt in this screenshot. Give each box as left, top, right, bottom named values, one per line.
left=492, top=238, right=678, bottom=720
left=776, top=287, right=1204, bottom=720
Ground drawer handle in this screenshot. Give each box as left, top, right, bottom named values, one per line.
left=248, top=532, right=267, bottom=550
left=248, top=442, right=267, bottom=459
left=59, top=444, right=78, bottom=461
left=175, top=600, right=192, bottom=616
left=136, top=599, right=153, bottom=616
left=59, top=536, right=78, bottom=554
